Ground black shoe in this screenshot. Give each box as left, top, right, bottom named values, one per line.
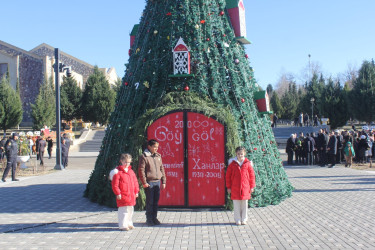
left=146, top=220, right=155, bottom=226
left=153, top=218, right=161, bottom=225
left=12, top=179, right=19, bottom=181
left=1, top=178, right=6, bottom=182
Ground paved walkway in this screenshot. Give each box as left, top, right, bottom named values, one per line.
left=1, top=154, right=375, bottom=249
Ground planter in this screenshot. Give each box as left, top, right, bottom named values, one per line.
left=17, top=155, right=30, bottom=169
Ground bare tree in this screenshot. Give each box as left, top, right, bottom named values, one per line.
left=338, top=63, right=358, bottom=89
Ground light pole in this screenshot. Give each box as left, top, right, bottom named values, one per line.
left=54, top=48, right=63, bottom=170
left=310, top=97, right=315, bottom=127
left=53, top=48, right=71, bottom=170
left=308, top=54, right=311, bottom=82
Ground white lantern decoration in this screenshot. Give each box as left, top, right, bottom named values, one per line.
left=172, top=37, right=191, bottom=75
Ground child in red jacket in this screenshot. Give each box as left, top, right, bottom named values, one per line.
left=226, top=147, right=256, bottom=225
left=111, top=153, right=139, bottom=231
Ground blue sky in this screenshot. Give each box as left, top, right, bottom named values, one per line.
left=1, top=0, right=374, bottom=89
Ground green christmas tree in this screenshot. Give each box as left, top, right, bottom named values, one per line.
left=85, top=0, right=293, bottom=209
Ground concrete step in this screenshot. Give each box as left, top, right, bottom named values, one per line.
left=77, top=130, right=105, bottom=153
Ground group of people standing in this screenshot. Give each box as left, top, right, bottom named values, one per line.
left=293, top=113, right=320, bottom=127
left=110, top=140, right=257, bottom=231
left=1, top=132, right=71, bottom=182
left=272, top=113, right=320, bottom=128
left=286, top=129, right=374, bottom=168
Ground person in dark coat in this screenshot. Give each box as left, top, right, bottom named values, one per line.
left=61, top=138, right=69, bottom=168
left=35, top=136, right=41, bottom=160
left=62, top=133, right=70, bottom=167
left=2, top=133, right=19, bottom=182
left=335, top=130, right=344, bottom=164
left=295, top=133, right=305, bottom=164
left=304, top=133, right=315, bottom=165
left=286, top=134, right=295, bottom=165
left=38, top=136, right=47, bottom=166
left=0, top=137, right=6, bottom=162
left=47, top=137, right=53, bottom=159
left=317, top=129, right=328, bottom=167
left=357, top=135, right=369, bottom=163
left=313, top=115, right=319, bottom=127
left=327, top=131, right=338, bottom=168
left=273, top=113, right=278, bottom=128
left=303, top=113, right=309, bottom=127
left=311, top=132, right=319, bottom=164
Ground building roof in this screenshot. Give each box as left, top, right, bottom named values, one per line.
left=30, top=43, right=94, bottom=69
left=0, top=40, right=43, bottom=60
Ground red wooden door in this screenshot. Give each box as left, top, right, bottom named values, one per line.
left=187, top=112, right=225, bottom=206
left=147, top=112, right=185, bottom=206
left=147, top=111, right=225, bottom=207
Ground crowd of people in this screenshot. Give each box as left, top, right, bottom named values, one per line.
left=273, top=112, right=321, bottom=128
left=0, top=132, right=71, bottom=182
left=286, top=128, right=374, bottom=168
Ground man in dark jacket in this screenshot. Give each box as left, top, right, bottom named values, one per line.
left=47, top=136, right=53, bottom=159
left=286, top=134, right=295, bottom=165
left=138, top=139, right=166, bottom=226
left=62, top=133, right=71, bottom=167
left=316, top=129, right=327, bottom=167
left=335, top=130, right=344, bottom=164
left=2, top=133, right=19, bottom=182
left=304, top=133, right=315, bottom=165
left=327, top=131, right=338, bottom=168
left=61, top=138, right=68, bottom=168
left=38, top=136, right=46, bottom=166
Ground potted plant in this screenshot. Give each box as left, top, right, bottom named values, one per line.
left=17, top=136, right=31, bottom=168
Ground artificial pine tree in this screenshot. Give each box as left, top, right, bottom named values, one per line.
left=85, top=0, right=293, bottom=209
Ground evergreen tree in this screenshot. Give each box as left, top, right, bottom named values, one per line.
left=350, top=60, right=375, bottom=124
left=61, top=76, right=82, bottom=122
left=303, top=73, right=325, bottom=118
left=266, top=84, right=273, bottom=95
left=0, top=75, right=23, bottom=134
left=82, top=66, right=116, bottom=125
left=111, top=77, right=122, bottom=93
left=321, top=78, right=349, bottom=129
left=280, top=82, right=298, bottom=120
left=270, top=92, right=283, bottom=117
left=31, top=77, right=56, bottom=130
left=85, top=0, right=293, bottom=208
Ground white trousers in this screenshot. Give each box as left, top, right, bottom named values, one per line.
left=233, top=200, right=248, bottom=223
left=118, top=206, right=134, bottom=229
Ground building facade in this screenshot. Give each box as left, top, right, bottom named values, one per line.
left=0, top=40, right=118, bottom=126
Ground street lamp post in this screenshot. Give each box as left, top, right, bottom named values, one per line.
left=54, top=48, right=63, bottom=170
left=310, top=97, right=315, bottom=127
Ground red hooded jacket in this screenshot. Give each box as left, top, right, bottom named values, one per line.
left=226, top=158, right=256, bottom=200
left=111, top=165, right=139, bottom=207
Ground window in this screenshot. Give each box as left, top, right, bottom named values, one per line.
left=0, top=63, right=8, bottom=79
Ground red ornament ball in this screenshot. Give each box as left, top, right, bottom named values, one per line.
left=200, top=20, right=206, bottom=24
left=124, top=82, right=129, bottom=86
left=245, top=54, right=249, bottom=59
left=206, top=38, right=210, bottom=41
left=219, top=11, right=225, bottom=16
left=184, top=85, right=190, bottom=91
left=241, top=98, right=245, bottom=103
left=254, top=147, right=257, bottom=151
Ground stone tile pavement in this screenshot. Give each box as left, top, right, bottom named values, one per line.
left=1, top=154, right=375, bottom=249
